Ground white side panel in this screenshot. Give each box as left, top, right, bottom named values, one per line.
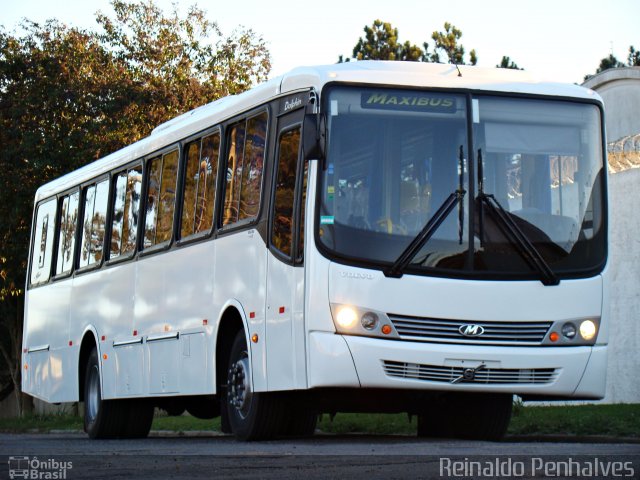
left=292, top=266, right=307, bottom=389
left=96, top=261, right=137, bottom=400
left=114, top=343, right=144, bottom=396
left=148, top=336, right=180, bottom=394
left=23, top=277, right=74, bottom=402
left=180, top=332, right=206, bottom=394
left=304, top=162, right=334, bottom=335
left=25, top=350, right=50, bottom=401
left=308, top=332, right=359, bottom=388
left=214, top=230, right=267, bottom=392
left=265, top=254, right=295, bottom=391
left=135, top=243, right=216, bottom=396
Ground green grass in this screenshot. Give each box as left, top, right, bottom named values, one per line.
left=1, top=404, right=638, bottom=438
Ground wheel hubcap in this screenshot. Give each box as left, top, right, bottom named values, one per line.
left=87, top=365, right=100, bottom=421
left=228, top=353, right=252, bottom=419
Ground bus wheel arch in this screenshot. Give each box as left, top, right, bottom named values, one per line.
left=215, top=306, right=246, bottom=434
left=78, top=329, right=99, bottom=403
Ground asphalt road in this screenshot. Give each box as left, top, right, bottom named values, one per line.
left=1, top=433, right=639, bottom=479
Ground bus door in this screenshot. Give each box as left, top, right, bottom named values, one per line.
left=265, top=97, right=308, bottom=391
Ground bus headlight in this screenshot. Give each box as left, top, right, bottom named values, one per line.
left=361, top=312, right=379, bottom=330
left=579, top=320, right=597, bottom=341
left=544, top=317, right=600, bottom=345
left=330, top=304, right=399, bottom=339
left=335, top=306, right=358, bottom=329
left=561, top=322, right=577, bottom=339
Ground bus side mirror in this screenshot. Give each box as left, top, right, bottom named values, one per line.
left=303, top=113, right=325, bottom=161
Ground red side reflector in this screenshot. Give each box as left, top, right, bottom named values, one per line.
left=133, top=330, right=138, bottom=336
left=249, top=312, right=256, bottom=319
left=202, top=319, right=208, bottom=326
left=279, top=306, right=285, bottom=314
left=68, top=341, right=73, bottom=346
left=101, top=336, right=106, bottom=342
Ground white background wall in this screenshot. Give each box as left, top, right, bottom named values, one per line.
left=603, top=167, right=640, bottom=403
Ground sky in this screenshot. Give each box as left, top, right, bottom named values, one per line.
left=1, top=0, right=638, bottom=84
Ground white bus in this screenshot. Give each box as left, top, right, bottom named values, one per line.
left=22, top=61, right=608, bottom=441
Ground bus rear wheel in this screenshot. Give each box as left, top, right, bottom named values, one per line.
left=417, top=393, right=512, bottom=441
left=83, top=347, right=153, bottom=439
left=225, top=331, right=287, bottom=440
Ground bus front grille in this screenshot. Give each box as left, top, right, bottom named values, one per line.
left=387, top=314, right=552, bottom=346
left=382, top=361, right=558, bottom=385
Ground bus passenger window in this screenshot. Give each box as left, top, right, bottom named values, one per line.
left=240, top=113, right=267, bottom=220
left=110, top=166, right=142, bottom=259
left=181, top=133, right=220, bottom=238
left=223, top=111, right=267, bottom=226
left=80, top=180, right=109, bottom=268
left=30, top=199, right=57, bottom=285
left=145, top=150, right=178, bottom=246
left=272, top=127, right=301, bottom=257
left=223, top=123, right=245, bottom=225
left=55, top=191, right=79, bottom=276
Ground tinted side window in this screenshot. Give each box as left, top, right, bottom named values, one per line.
left=181, top=133, right=220, bottom=238
left=55, top=191, right=79, bottom=275
left=110, top=166, right=142, bottom=259
left=240, top=114, right=267, bottom=220
left=272, top=128, right=301, bottom=257
left=79, top=180, right=109, bottom=268
left=222, top=111, right=267, bottom=226
left=144, top=149, right=178, bottom=247
left=30, top=199, right=57, bottom=285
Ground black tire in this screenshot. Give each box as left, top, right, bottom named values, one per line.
left=281, top=405, right=318, bottom=437
left=84, top=347, right=153, bottom=439
left=122, top=400, right=154, bottom=438
left=417, top=393, right=512, bottom=441
left=225, top=330, right=287, bottom=440
left=84, top=347, right=127, bottom=438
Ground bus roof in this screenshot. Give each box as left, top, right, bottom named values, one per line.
left=34, top=61, right=602, bottom=202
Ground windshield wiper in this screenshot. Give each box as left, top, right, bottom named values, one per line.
left=476, top=149, right=559, bottom=286
left=384, top=146, right=466, bottom=278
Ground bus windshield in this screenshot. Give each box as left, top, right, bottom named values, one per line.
left=317, top=86, right=606, bottom=280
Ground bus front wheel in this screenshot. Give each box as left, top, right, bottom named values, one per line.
left=225, top=330, right=287, bottom=440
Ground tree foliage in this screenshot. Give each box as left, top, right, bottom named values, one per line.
left=497, top=56, right=522, bottom=70
left=430, top=22, right=477, bottom=65
left=340, top=20, right=478, bottom=66
left=0, top=0, right=270, bottom=413
left=585, top=45, right=639, bottom=80
left=342, top=20, right=426, bottom=62
left=628, top=46, right=640, bottom=67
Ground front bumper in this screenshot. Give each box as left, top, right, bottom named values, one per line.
left=308, top=331, right=607, bottom=399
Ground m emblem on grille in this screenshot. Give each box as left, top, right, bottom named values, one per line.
left=458, top=324, right=485, bottom=337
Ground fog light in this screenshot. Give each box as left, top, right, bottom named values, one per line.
left=361, top=312, right=378, bottom=330
left=336, top=306, right=358, bottom=329
left=561, top=322, right=577, bottom=339
left=579, top=320, right=597, bottom=341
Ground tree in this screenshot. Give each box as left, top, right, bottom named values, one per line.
left=341, top=19, right=426, bottom=62
left=497, top=56, right=522, bottom=70
left=597, top=54, right=625, bottom=73
left=430, top=22, right=477, bottom=65
left=628, top=46, right=640, bottom=66
left=0, top=0, right=270, bottom=415
left=584, top=46, right=639, bottom=80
